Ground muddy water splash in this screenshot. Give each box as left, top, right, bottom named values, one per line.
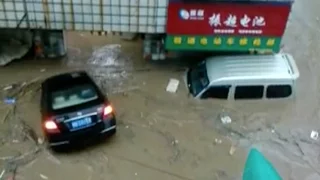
left=67, top=44, right=135, bottom=95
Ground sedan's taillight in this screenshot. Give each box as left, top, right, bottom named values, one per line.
left=44, top=119, right=60, bottom=133
left=104, top=105, right=113, bottom=116
left=102, top=105, right=113, bottom=120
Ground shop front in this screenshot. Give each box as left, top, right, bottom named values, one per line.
left=165, top=1, right=292, bottom=53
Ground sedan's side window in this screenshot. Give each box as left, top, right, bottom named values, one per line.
left=201, top=85, right=231, bottom=99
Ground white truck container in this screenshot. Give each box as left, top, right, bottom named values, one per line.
left=0, top=0, right=167, bottom=33
left=0, top=0, right=295, bottom=61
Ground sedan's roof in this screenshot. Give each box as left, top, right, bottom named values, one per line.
left=43, top=71, right=94, bottom=91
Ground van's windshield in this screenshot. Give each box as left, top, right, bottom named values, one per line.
left=187, top=62, right=209, bottom=97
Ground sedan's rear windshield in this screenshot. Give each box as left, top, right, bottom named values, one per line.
left=51, top=84, right=98, bottom=110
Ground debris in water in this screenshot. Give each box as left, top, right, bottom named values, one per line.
left=0, top=169, right=5, bottom=179
left=37, top=137, right=44, bottom=145
left=111, top=86, right=139, bottom=94
left=219, top=112, right=232, bottom=124
left=1, top=109, right=11, bottom=124
left=135, top=172, right=138, bottom=176
left=310, top=130, right=319, bottom=140
left=120, top=71, right=127, bottom=78
left=166, top=79, right=180, bottom=93
left=3, top=85, right=13, bottom=91
left=12, top=139, right=19, bottom=143
left=271, top=129, right=275, bottom=133
left=4, top=98, right=16, bottom=104
left=40, top=68, right=46, bottom=72
left=102, top=154, right=109, bottom=162
left=0, top=156, right=14, bottom=161
left=229, top=145, right=236, bottom=155
left=21, top=82, right=27, bottom=87
left=172, top=139, right=179, bottom=145
left=40, top=174, right=49, bottom=179
left=125, top=125, right=129, bottom=129
left=214, top=139, right=222, bottom=144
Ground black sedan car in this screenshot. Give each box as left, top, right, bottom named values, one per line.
left=40, top=71, right=116, bottom=148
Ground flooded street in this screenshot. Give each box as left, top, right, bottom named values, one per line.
left=1, top=0, right=320, bottom=179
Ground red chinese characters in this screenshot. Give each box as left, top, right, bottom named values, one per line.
left=166, top=3, right=292, bottom=36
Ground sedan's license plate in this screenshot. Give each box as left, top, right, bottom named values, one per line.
left=71, top=117, right=92, bottom=129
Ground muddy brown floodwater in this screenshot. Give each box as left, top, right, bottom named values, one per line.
left=1, top=0, right=320, bottom=179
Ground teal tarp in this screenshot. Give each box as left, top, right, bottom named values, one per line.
left=243, top=148, right=282, bottom=180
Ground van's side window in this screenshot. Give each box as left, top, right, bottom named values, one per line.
left=201, top=86, right=230, bottom=99
left=234, top=85, right=264, bottom=99
left=266, top=85, right=292, bottom=98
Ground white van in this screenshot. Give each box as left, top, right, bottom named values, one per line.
left=186, top=53, right=300, bottom=100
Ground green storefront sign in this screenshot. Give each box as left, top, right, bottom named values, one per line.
left=165, top=35, right=281, bottom=53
